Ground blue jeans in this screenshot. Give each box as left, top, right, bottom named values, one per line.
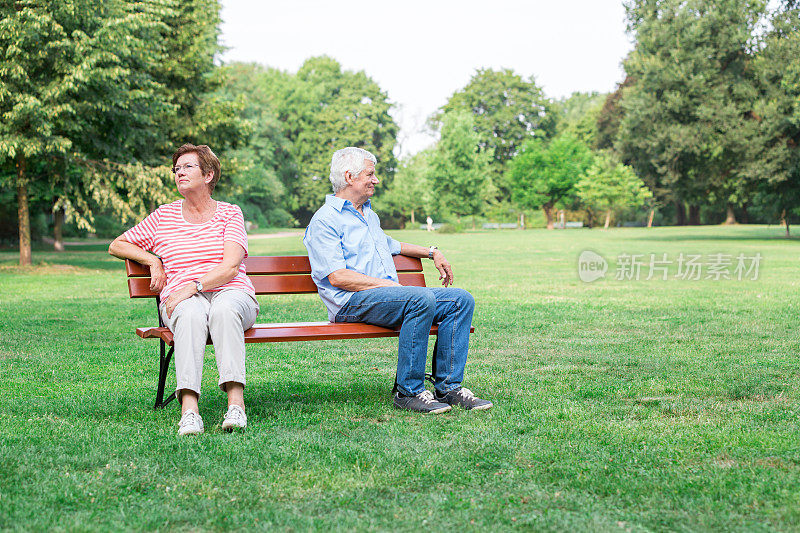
left=334, top=286, right=475, bottom=396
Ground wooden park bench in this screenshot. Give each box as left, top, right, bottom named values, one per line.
left=125, top=255, right=471, bottom=408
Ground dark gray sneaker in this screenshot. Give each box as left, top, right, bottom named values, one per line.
left=435, top=387, right=493, bottom=411
left=393, top=390, right=452, bottom=414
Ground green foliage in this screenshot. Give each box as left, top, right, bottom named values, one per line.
left=508, top=134, right=594, bottom=225
left=430, top=111, right=493, bottom=221
left=378, top=147, right=435, bottom=225
left=212, top=63, right=296, bottom=227
left=747, top=4, right=800, bottom=227
left=596, top=76, right=634, bottom=153
left=553, top=91, right=607, bottom=147
left=438, top=68, right=556, bottom=197
left=576, top=152, right=653, bottom=226
left=0, top=0, right=183, bottom=262
left=263, top=56, right=398, bottom=223
left=618, top=0, right=766, bottom=215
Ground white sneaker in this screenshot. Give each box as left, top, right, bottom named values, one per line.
left=221, top=404, right=247, bottom=431
left=178, top=409, right=204, bottom=436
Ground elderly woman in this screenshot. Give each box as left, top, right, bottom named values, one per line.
left=109, top=143, right=259, bottom=435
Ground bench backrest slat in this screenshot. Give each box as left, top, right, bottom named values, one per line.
left=126, top=255, right=423, bottom=276
left=125, top=256, right=426, bottom=298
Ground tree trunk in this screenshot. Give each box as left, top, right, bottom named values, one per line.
left=604, top=210, right=612, bottom=229
left=688, top=204, right=700, bottom=225
left=724, top=205, right=736, bottom=225
left=782, top=209, right=790, bottom=237
left=53, top=204, right=65, bottom=252
left=543, top=204, right=554, bottom=230
left=741, top=203, right=749, bottom=224
left=647, top=208, right=655, bottom=228
left=519, top=212, right=525, bottom=229
left=410, top=210, right=415, bottom=225
left=675, top=201, right=687, bottom=226
left=16, top=155, right=31, bottom=266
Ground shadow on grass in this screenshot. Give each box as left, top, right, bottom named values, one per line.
left=645, top=235, right=798, bottom=242
left=246, top=379, right=393, bottom=409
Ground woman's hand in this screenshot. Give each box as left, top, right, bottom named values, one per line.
left=163, top=283, right=196, bottom=319
left=149, top=259, right=166, bottom=292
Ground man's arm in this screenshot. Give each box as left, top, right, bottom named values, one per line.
left=399, top=242, right=454, bottom=287
left=328, top=269, right=400, bottom=291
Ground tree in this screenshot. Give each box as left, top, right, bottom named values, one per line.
left=596, top=76, right=635, bottom=152
left=264, top=56, right=398, bottom=224
left=508, top=134, right=594, bottom=229
left=437, top=69, right=555, bottom=198
left=213, top=63, right=296, bottom=227
left=379, top=147, right=435, bottom=227
left=576, top=152, right=653, bottom=228
left=0, top=0, right=174, bottom=265
left=618, top=0, right=766, bottom=225
left=747, top=2, right=800, bottom=235
left=554, top=91, right=607, bottom=147
left=430, top=111, right=493, bottom=227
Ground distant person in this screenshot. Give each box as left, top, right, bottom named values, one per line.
left=109, top=143, right=259, bottom=435
left=303, top=147, right=492, bottom=414
left=426, top=216, right=433, bottom=232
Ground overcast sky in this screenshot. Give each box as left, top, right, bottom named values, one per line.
left=219, top=0, right=634, bottom=158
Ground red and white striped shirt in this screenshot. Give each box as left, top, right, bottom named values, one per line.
left=124, top=200, right=255, bottom=299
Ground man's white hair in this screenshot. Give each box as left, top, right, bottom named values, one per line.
left=329, top=147, right=377, bottom=193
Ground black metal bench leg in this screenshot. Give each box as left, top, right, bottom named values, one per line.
left=154, top=340, right=175, bottom=409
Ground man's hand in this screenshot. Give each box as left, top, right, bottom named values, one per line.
left=163, top=283, right=196, bottom=319
left=433, top=250, right=454, bottom=287
left=149, top=259, right=166, bottom=292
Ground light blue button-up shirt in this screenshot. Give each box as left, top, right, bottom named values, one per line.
left=303, top=194, right=402, bottom=321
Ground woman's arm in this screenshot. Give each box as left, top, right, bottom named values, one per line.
left=109, top=236, right=166, bottom=292
left=162, top=241, right=246, bottom=318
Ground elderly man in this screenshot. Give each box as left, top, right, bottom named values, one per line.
left=303, top=147, right=492, bottom=414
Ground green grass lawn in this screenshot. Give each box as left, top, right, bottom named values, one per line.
left=1, top=225, right=799, bottom=531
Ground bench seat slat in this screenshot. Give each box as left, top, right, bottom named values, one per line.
left=128, top=272, right=427, bottom=298
left=135, top=322, right=473, bottom=346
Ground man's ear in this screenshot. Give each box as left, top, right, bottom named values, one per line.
left=344, top=170, right=354, bottom=185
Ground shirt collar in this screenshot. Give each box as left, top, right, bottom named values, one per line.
left=326, top=194, right=371, bottom=213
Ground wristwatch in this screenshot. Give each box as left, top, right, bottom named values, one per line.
left=428, top=246, right=438, bottom=259
left=194, top=280, right=203, bottom=293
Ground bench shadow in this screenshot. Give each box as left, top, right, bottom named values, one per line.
left=246, top=379, right=393, bottom=408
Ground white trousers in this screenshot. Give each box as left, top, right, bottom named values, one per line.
left=160, top=289, right=259, bottom=399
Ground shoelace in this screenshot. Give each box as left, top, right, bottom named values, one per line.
left=226, top=406, right=245, bottom=422
left=180, top=411, right=200, bottom=428
left=457, top=387, right=476, bottom=399
left=418, top=390, right=437, bottom=403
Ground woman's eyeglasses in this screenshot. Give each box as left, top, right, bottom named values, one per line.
left=172, top=163, right=200, bottom=174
